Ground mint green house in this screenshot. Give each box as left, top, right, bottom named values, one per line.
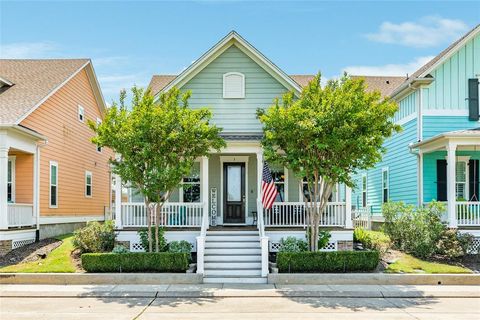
left=352, top=25, right=480, bottom=244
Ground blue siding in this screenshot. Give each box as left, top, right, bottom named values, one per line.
left=182, top=45, right=289, bottom=133
left=394, top=91, right=417, bottom=123
left=422, top=116, right=480, bottom=139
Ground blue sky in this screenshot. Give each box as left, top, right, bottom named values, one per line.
left=1, top=1, right=479, bottom=103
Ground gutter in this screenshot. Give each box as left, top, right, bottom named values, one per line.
left=390, top=77, right=435, bottom=101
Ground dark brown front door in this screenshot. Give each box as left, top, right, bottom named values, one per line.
left=223, top=163, right=245, bottom=223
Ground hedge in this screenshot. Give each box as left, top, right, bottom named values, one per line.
left=277, top=250, right=380, bottom=273
left=81, top=252, right=189, bottom=273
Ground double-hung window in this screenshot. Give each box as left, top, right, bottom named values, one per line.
left=78, top=105, right=85, bottom=122
left=181, top=162, right=200, bottom=203
left=382, top=168, right=389, bottom=203
left=362, top=174, right=367, bottom=207
left=85, top=171, right=93, bottom=197
left=271, top=166, right=286, bottom=202
left=96, top=118, right=102, bottom=152
left=456, top=160, right=468, bottom=200
left=7, top=157, right=15, bottom=203
left=50, top=161, right=58, bottom=208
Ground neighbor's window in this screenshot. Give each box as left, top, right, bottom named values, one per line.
left=7, top=157, right=15, bottom=203
left=223, top=72, right=245, bottom=98
left=96, top=118, right=102, bottom=152
left=271, top=166, right=286, bottom=202
left=78, top=105, right=85, bottom=122
left=182, top=162, right=200, bottom=202
left=362, top=174, right=367, bottom=207
left=456, top=161, right=467, bottom=200
left=50, top=161, right=58, bottom=207
left=85, top=171, right=92, bottom=197
left=382, top=168, right=389, bottom=203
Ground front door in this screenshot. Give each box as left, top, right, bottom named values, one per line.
left=223, top=163, right=246, bottom=223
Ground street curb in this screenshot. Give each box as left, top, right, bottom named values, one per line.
left=0, top=273, right=203, bottom=285
left=268, top=273, right=480, bottom=285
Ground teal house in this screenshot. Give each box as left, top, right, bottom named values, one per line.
left=352, top=25, right=480, bottom=241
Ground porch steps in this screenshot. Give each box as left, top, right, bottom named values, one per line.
left=203, top=230, right=266, bottom=284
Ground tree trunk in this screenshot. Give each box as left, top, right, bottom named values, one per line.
left=145, top=198, right=153, bottom=253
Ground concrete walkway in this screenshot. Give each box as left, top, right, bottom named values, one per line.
left=0, top=284, right=479, bottom=320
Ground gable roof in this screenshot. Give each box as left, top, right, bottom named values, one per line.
left=0, top=59, right=106, bottom=125
left=157, top=31, right=302, bottom=96
left=391, top=24, right=480, bottom=99
left=351, top=76, right=407, bottom=97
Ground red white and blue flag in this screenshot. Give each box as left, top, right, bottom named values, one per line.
left=262, top=162, right=278, bottom=210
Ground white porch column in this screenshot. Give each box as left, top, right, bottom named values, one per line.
left=114, top=173, right=123, bottom=229
left=345, top=185, right=353, bottom=229
left=0, top=140, right=8, bottom=230
left=256, top=152, right=263, bottom=217
left=33, top=145, right=40, bottom=232
left=447, top=142, right=457, bottom=228
left=201, top=156, right=209, bottom=225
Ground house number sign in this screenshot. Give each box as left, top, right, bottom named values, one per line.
left=210, top=187, right=217, bottom=226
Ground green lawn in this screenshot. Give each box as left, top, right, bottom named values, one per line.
left=0, top=234, right=77, bottom=273
left=386, top=252, right=472, bottom=274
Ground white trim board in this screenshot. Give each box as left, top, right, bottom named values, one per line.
left=219, top=156, right=249, bottom=225
left=39, top=215, right=105, bottom=225
left=423, top=109, right=470, bottom=116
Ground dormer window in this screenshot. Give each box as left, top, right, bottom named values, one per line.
left=78, top=105, right=85, bottom=122
left=223, top=72, right=245, bottom=99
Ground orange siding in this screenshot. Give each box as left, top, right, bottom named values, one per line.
left=8, top=151, right=34, bottom=203
left=20, top=69, right=113, bottom=216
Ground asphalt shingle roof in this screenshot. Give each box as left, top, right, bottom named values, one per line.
left=0, top=59, right=89, bottom=125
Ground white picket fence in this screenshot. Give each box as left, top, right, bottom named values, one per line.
left=352, top=206, right=371, bottom=230
left=264, top=202, right=346, bottom=227
left=456, top=202, right=480, bottom=226
left=121, top=202, right=204, bottom=227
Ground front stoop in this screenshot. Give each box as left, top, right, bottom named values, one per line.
left=203, top=230, right=267, bottom=284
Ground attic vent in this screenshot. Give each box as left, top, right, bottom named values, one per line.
left=223, top=72, right=245, bottom=99
left=386, top=80, right=390, bottom=84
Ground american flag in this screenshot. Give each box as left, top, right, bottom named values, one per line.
left=262, top=162, right=278, bottom=210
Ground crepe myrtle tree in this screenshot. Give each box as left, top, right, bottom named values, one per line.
left=90, top=87, right=225, bottom=252
left=257, top=73, right=400, bottom=251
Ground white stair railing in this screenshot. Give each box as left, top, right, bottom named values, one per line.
left=257, top=199, right=269, bottom=277
left=196, top=201, right=208, bottom=274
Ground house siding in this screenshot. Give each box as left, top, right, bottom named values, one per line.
left=20, top=69, right=112, bottom=217
left=422, top=33, right=480, bottom=111
left=422, top=115, right=479, bottom=139
left=8, top=151, right=33, bottom=203
left=181, top=45, right=289, bottom=133
left=394, top=91, right=417, bottom=122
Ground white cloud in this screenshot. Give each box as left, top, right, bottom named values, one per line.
left=343, top=56, right=435, bottom=77
left=366, top=16, right=469, bottom=48
left=97, top=73, right=148, bottom=100
left=0, top=42, right=57, bottom=58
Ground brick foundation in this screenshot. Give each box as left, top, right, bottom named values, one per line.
left=0, top=240, right=13, bottom=256
left=337, top=240, right=353, bottom=251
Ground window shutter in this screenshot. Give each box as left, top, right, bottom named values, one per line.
left=469, top=159, right=479, bottom=201
left=468, top=78, right=479, bottom=121
left=436, top=160, right=447, bottom=201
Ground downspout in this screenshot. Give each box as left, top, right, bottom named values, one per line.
left=409, top=147, right=423, bottom=207
left=35, top=140, right=48, bottom=241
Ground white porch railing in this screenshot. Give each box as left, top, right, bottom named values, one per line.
left=121, top=202, right=204, bottom=227
left=264, top=202, right=346, bottom=227
left=7, top=203, right=35, bottom=227
left=352, top=206, right=371, bottom=230
left=456, top=202, right=480, bottom=226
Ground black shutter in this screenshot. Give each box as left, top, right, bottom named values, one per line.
left=437, top=160, right=447, bottom=201
left=468, top=78, right=479, bottom=121
left=469, top=159, right=479, bottom=201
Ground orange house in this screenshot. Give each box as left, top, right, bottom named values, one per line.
left=0, top=59, right=112, bottom=254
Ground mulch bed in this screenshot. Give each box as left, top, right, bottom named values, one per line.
left=0, top=238, right=62, bottom=268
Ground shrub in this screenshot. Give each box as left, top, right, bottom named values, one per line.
left=112, top=245, right=129, bottom=254
left=73, top=221, right=116, bottom=253
left=81, top=252, right=189, bottom=272
left=306, top=229, right=332, bottom=250
left=138, top=226, right=167, bottom=252
left=277, top=250, right=379, bottom=273
left=354, top=228, right=391, bottom=253
left=168, top=241, right=193, bottom=261
left=279, top=236, right=308, bottom=253
left=437, top=229, right=474, bottom=259
left=382, top=201, right=445, bottom=259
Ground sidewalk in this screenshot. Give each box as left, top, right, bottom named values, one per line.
left=1, top=284, right=479, bottom=298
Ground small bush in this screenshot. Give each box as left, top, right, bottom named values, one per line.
left=81, top=252, right=189, bottom=272
left=279, top=236, right=308, bottom=253
left=138, top=226, right=167, bottom=252
left=382, top=201, right=445, bottom=259
left=306, top=229, right=332, bottom=250
left=277, top=250, right=379, bottom=273
left=168, top=241, right=193, bottom=261
left=112, top=245, right=129, bottom=254
left=437, top=229, right=474, bottom=259
left=354, top=228, right=391, bottom=253
left=73, top=221, right=116, bottom=253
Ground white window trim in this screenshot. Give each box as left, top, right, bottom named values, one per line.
left=223, top=72, right=245, bottom=99
left=362, top=173, right=368, bottom=207
left=49, top=161, right=58, bottom=208
left=382, top=167, right=389, bottom=203
left=179, top=161, right=201, bottom=203
left=7, top=156, right=16, bottom=203
left=451, top=156, right=470, bottom=200
left=85, top=171, right=93, bottom=198
left=219, top=156, right=249, bottom=225
left=78, top=105, right=85, bottom=122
